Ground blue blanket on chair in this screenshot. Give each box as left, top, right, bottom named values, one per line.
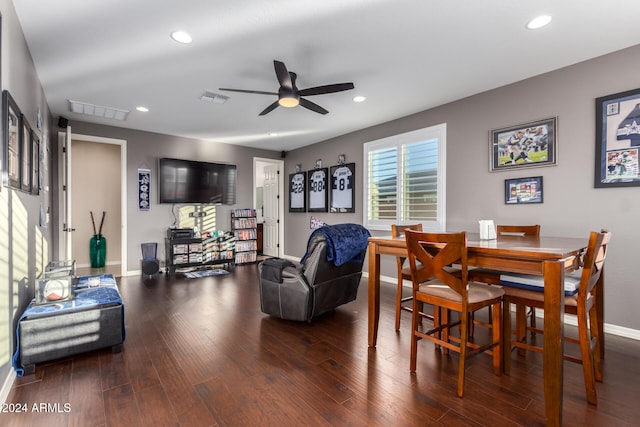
left=301, top=223, right=371, bottom=266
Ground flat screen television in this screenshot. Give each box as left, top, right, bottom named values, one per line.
left=158, top=158, right=237, bottom=205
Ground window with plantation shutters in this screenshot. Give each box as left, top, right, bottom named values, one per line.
left=363, top=123, right=446, bottom=231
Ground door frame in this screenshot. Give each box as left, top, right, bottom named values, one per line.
left=253, top=157, right=284, bottom=257
left=57, top=131, right=127, bottom=276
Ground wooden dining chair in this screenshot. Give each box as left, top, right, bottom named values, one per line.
left=391, top=224, right=423, bottom=330
left=468, top=224, right=541, bottom=331
left=501, top=230, right=611, bottom=405
left=468, top=224, right=540, bottom=284
left=405, top=230, right=504, bottom=397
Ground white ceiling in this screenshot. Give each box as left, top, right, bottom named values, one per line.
left=12, top=0, right=640, bottom=152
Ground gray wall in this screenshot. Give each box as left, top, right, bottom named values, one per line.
left=285, top=43, right=640, bottom=332
left=67, top=121, right=281, bottom=271
left=0, top=0, right=54, bottom=385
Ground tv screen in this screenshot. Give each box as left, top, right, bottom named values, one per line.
left=158, top=158, right=237, bottom=205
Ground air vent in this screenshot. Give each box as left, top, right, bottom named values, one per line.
left=68, top=100, right=129, bottom=121
left=200, top=91, right=229, bottom=104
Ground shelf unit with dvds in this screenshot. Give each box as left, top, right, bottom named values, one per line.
left=202, top=231, right=236, bottom=267
left=165, top=237, right=204, bottom=276
left=231, top=208, right=257, bottom=264
left=165, top=230, right=236, bottom=276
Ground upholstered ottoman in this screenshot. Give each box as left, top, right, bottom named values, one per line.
left=13, top=274, right=125, bottom=376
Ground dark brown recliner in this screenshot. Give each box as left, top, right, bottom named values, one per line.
left=258, top=224, right=369, bottom=322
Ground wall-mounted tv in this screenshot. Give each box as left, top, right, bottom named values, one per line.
left=158, top=158, right=237, bottom=205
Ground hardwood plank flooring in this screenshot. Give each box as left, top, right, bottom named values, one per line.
left=5, top=264, right=640, bottom=426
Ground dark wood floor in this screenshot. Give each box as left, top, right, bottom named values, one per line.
left=5, top=264, right=640, bottom=427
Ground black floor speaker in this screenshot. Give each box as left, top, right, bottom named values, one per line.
left=141, top=259, right=160, bottom=276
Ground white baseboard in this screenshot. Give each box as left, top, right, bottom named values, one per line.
left=362, top=272, right=640, bottom=341
left=1, top=369, right=16, bottom=404
left=537, top=308, right=640, bottom=341
left=77, top=261, right=120, bottom=268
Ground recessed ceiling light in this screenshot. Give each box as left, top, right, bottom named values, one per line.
left=170, top=31, right=192, bottom=44
left=353, top=96, right=366, bottom=103
left=526, top=15, right=552, bottom=30
left=268, top=132, right=278, bottom=137
left=136, top=106, right=149, bottom=112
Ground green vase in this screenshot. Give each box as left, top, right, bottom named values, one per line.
left=89, top=234, right=107, bottom=268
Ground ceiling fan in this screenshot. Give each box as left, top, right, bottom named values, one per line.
left=219, top=60, right=355, bottom=116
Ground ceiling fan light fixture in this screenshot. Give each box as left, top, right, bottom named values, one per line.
left=219, top=60, right=354, bottom=115
left=278, top=95, right=299, bottom=108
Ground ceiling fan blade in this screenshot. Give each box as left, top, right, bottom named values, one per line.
left=298, top=82, right=354, bottom=97
left=259, top=100, right=280, bottom=116
left=299, top=98, right=329, bottom=115
left=218, top=88, right=278, bottom=96
left=274, top=60, right=293, bottom=90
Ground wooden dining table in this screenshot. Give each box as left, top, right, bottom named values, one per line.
left=367, top=232, right=596, bottom=427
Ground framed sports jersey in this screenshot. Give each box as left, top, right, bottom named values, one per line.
left=595, top=87, right=640, bottom=188
left=289, top=172, right=306, bottom=212
left=307, top=167, right=328, bottom=212
left=330, top=162, right=355, bottom=213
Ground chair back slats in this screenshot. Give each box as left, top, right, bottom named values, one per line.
left=392, top=224, right=422, bottom=260
left=405, top=230, right=467, bottom=296
left=580, top=230, right=611, bottom=298
left=391, top=224, right=423, bottom=238
left=496, top=224, right=540, bottom=237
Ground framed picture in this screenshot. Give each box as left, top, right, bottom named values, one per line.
left=3, top=90, right=21, bottom=189
left=31, top=132, right=40, bottom=195
left=595, top=88, right=640, bottom=187
left=307, top=167, right=328, bottom=212
left=138, top=168, right=150, bottom=211
left=20, top=114, right=32, bottom=193
left=490, top=117, right=557, bottom=172
left=330, top=162, right=355, bottom=213
left=289, top=171, right=306, bottom=212
left=505, top=176, right=543, bottom=204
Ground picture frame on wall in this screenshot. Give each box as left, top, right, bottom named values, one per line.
left=595, top=87, right=640, bottom=188
left=3, top=90, right=21, bottom=190
left=137, top=168, right=150, bottom=211
left=490, top=117, right=557, bottom=172
left=20, top=114, right=32, bottom=193
left=307, top=167, right=328, bottom=212
left=289, top=171, right=306, bottom=212
left=504, top=176, right=543, bottom=204
left=31, top=132, right=40, bottom=195
left=330, top=162, right=355, bottom=213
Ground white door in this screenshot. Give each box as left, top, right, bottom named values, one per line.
left=58, top=131, right=127, bottom=276
left=262, top=164, right=279, bottom=257
left=58, top=126, right=74, bottom=260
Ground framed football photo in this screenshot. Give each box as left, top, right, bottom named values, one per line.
left=20, top=115, right=32, bottom=193
left=289, top=171, right=306, bottom=212
left=330, top=162, right=355, bottom=213
left=307, top=167, right=328, bottom=212
left=3, top=90, right=21, bottom=190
